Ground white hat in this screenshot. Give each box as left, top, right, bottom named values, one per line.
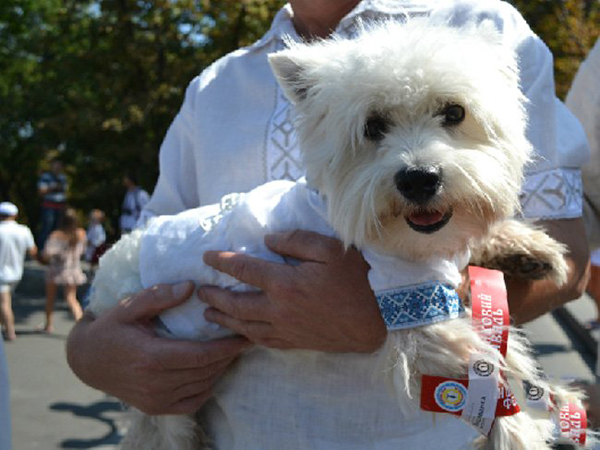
left=0, top=202, right=18, bottom=216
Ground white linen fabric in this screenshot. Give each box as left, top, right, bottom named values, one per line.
left=142, top=0, right=589, bottom=225
left=140, top=179, right=478, bottom=449
left=0, top=220, right=35, bottom=284
left=566, top=37, right=600, bottom=249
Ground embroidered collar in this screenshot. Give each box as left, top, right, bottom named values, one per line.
left=377, top=282, right=465, bottom=330
left=249, top=1, right=430, bottom=51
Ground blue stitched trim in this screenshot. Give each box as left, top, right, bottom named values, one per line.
left=376, top=282, right=464, bottom=330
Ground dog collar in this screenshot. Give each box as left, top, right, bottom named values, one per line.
left=376, top=282, right=464, bottom=330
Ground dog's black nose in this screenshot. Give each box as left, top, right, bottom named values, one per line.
left=394, top=166, right=442, bottom=204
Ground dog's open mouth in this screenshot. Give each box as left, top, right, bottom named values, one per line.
left=406, top=209, right=453, bottom=234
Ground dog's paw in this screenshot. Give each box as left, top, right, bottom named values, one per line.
left=470, top=219, right=568, bottom=286
left=482, top=253, right=552, bottom=280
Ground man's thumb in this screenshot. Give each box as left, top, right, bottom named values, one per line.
left=118, top=281, right=194, bottom=322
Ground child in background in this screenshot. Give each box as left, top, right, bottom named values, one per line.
left=85, top=209, right=106, bottom=266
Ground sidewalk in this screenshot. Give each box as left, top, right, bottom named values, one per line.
left=5, top=261, right=124, bottom=449
left=4, top=262, right=599, bottom=449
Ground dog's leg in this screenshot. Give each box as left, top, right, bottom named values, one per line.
left=120, top=410, right=209, bottom=450
left=469, top=219, right=568, bottom=286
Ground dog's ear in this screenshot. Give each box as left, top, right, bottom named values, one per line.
left=268, top=50, right=313, bottom=104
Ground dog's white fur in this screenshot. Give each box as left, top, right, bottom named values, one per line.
left=89, top=18, right=590, bottom=449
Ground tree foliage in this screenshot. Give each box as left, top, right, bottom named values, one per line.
left=508, top=0, right=599, bottom=99
left=0, top=0, right=284, bottom=234
left=0, top=0, right=596, bottom=236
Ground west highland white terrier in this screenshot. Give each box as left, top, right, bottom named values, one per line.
left=88, top=18, right=592, bottom=450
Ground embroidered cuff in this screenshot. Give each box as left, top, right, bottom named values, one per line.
left=376, top=282, right=464, bottom=330
left=520, top=168, right=583, bottom=220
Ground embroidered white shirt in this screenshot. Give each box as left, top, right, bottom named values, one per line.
left=566, top=37, right=600, bottom=248
left=142, top=0, right=589, bottom=225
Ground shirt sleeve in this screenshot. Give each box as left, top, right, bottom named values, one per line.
left=142, top=77, right=203, bottom=220
left=25, top=227, right=35, bottom=250
left=498, top=5, right=590, bottom=220
left=566, top=38, right=600, bottom=246
left=433, top=0, right=590, bottom=220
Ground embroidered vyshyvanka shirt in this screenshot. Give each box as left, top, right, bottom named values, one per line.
left=134, top=0, right=591, bottom=448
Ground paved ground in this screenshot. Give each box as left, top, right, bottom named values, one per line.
left=3, top=262, right=600, bottom=449
left=4, top=263, right=124, bottom=449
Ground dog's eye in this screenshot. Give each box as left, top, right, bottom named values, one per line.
left=364, top=115, right=389, bottom=141
left=441, top=104, right=465, bottom=126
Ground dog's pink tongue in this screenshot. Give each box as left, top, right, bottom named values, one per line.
left=408, top=211, right=444, bottom=226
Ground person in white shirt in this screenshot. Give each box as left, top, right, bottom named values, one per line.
left=0, top=202, right=37, bottom=341
left=566, top=37, right=600, bottom=326
left=119, top=174, right=150, bottom=235
left=67, top=1, right=591, bottom=446
left=0, top=201, right=36, bottom=450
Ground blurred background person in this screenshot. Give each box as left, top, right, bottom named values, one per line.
left=119, top=174, right=149, bottom=235
left=37, top=158, right=68, bottom=249
left=84, top=209, right=106, bottom=267
left=0, top=202, right=37, bottom=341
left=566, top=37, right=600, bottom=328
left=41, top=208, right=86, bottom=333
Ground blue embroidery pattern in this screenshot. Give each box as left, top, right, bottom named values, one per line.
left=376, top=282, right=464, bottom=330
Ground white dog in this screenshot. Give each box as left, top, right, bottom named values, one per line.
left=89, top=18, right=591, bottom=450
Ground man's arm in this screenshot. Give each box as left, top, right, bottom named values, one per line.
left=507, top=217, right=590, bottom=324
left=28, top=245, right=38, bottom=260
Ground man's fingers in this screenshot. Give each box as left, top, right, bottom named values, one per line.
left=153, top=336, right=251, bottom=370
left=198, top=287, right=271, bottom=321
left=264, top=230, right=345, bottom=263
left=204, top=308, right=274, bottom=343
left=116, top=281, right=195, bottom=322
left=203, top=251, right=282, bottom=289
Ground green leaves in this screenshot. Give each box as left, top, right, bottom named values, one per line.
left=507, top=0, right=599, bottom=99
left=0, top=0, right=284, bottom=232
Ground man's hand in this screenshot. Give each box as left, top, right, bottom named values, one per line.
left=200, top=230, right=386, bottom=353
left=66, top=282, right=250, bottom=415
